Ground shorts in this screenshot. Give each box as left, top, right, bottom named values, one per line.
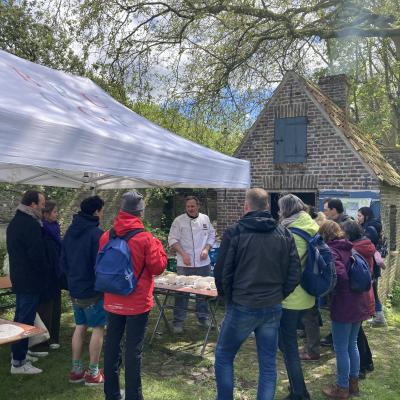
left=72, top=298, right=106, bottom=327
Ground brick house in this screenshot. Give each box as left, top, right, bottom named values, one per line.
left=217, top=72, right=400, bottom=299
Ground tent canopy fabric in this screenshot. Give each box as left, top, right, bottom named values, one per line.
left=0, top=50, right=250, bottom=189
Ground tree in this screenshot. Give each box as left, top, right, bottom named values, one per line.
left=47, top=0, right=400, bottom=142
left=0, top=0, right=85, bottom=73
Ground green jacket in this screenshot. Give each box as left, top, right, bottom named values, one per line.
left=282, top=212, right=320, bottom=310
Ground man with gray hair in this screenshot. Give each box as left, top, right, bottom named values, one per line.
left=214, top=188, right=301, bottom=400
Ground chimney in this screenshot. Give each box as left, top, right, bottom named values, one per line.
left=318, top=74, right=349, bottom=113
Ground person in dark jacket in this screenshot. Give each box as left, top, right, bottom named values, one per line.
left=7, top=190, right=47, bottom=374
left=62, top=195, right=105, bottom=385
left=320, top=221, right=370, bottom=400
left=29, top=200, right=63, bottom=355
left=357, top=206, right=387, bottom=327
left=214, top=188, right=301, bottom=400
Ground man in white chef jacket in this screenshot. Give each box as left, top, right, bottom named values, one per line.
left=168, top=196, right=216, bottom=333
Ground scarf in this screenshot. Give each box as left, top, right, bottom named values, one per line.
left=280, top=211, right=305, bottom=227
left=17, top=204, right=43, bottom=226
left=43, top=220, right=62, bottom=245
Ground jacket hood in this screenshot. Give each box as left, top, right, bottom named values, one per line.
left=238, top=210, right=277, bottom=232
left=328, top=238, right=353, bottom=252
left=114, top=210, right=144, bottom=236
left=288, top=211, right=320, bottom=236
left=352, top=238, right=375, bottom=258
left=68, top=212, right=100, bottom=238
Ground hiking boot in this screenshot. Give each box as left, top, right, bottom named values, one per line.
left=27, top=349, right=49, bottom=357
left=84, top=369, right=105, bottom=386
left=11, top=362, right=42, bottom=375
left=69, top=369, right=86, bottom=383
left=322, top=384, right=349, bottom=399
left=349, top=378, right=360, bottom=396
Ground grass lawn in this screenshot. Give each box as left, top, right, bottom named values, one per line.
left=1, top=300, right=400, bottom=400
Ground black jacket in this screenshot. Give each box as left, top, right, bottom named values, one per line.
left=41, top=229, right=62, bottom=301
left=6, top=210, right=48, bottom=294
left=214, top=211, right=301, bottom=308
left=61, top=212, right=103, bottom=299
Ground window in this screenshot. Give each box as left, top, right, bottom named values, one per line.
left=274, top=116, right=307, bottom=163
left=389, top=205, right=397, bottom=251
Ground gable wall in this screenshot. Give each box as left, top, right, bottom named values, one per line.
left=218, top=75, right=380, bottom=235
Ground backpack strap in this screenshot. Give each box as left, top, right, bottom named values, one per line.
left=288, top=227, right=312, bottom=242
left=288, top=227, right=312, bottom=264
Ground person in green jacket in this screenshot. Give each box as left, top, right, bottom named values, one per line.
left=278, top=194, right=320, bottom=400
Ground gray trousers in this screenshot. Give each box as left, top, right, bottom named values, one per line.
left=301, top=305, right=320, bottom=357
left=173, top=265, right=211, bottom=326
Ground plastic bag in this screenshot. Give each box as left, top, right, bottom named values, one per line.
left=28, top=313, right=50, bottom=348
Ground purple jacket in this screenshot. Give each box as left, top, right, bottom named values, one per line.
left=328, top=239, right=371, bottom=323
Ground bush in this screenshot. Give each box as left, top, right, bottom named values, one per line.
left=389, top=280, right=400, bottom=307
left=0, top=241, right=6, bottom=276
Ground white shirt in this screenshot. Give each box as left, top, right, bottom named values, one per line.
left=168, top=213, right=216, bottom=267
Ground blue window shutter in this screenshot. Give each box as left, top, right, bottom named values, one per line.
left=274, top=118, right=286, bottom=163
left=274, top=116, right=307, bottom=163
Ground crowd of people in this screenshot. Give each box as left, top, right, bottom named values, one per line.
left=5, top=188, right=387, bottom=400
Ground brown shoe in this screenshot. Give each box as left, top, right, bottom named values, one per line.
left=300, top=351, right=320, bottom=361
left=322, top=384, right=349, bottom=399
left=349, top=378, right=360, bottom=396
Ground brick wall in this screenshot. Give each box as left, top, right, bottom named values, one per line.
left=317, top=74, right=349, bottom=112
left=217, top=75, right=380, bottom=234
left=380, top=147, right=400, bottom=173
left=378, top=184, right=400, bottom=300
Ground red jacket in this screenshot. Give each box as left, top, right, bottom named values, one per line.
left=99, top=210, right=167, bottom=315
left=352, top=238, right=376, bottom=317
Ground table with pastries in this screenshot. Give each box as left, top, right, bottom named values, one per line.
left=150, top=273, right=220, bottom=357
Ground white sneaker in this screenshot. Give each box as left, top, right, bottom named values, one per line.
left=28, top=350, right=49, bottom=357
left=11, top=362, right=42, bottom=374
left=26, top=354, right=39, bottom=363
left=49, top=343, right=60, bottom=350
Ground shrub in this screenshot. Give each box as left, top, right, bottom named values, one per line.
left=389, top=280, right=400, bottom=307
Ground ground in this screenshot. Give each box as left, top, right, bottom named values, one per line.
left=1, top=299, right=399, bottom=400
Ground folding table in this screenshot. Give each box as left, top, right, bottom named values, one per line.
left=150, top=283, right=220, bottom=357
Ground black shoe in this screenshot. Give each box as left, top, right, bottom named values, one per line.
left=366, top=363, right=374, bottom=372
left=321, top=334, right=333, bottom=347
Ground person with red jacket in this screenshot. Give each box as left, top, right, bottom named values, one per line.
left=342, top=220, right=375, bottom=381
left=100, top=191, right=167, bottom=400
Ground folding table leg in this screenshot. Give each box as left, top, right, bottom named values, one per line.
left=200, top=298, right=220, bottom=357
left=149, top=291, right=171, bottom=344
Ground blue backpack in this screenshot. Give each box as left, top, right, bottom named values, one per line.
left=348, top=250, right=372, bottom=293
left=94, top=228, right=144, bottom=295
left=289, top=228, right=337, bottom=297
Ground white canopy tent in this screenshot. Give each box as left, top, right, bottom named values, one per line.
left=0, top=50, right=250, bottom=189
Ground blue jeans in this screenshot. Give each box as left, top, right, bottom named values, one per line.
left=11, top=293, right=40, bottom=366
left=215, top=302, right=282, bottom=400
left=279, top=309, right=310, bottom=400
left=104, top=311, right=149, bottom=400
left=173, top=265, right=210, bottom=325
left=332, top=320, right=361, bottom=388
